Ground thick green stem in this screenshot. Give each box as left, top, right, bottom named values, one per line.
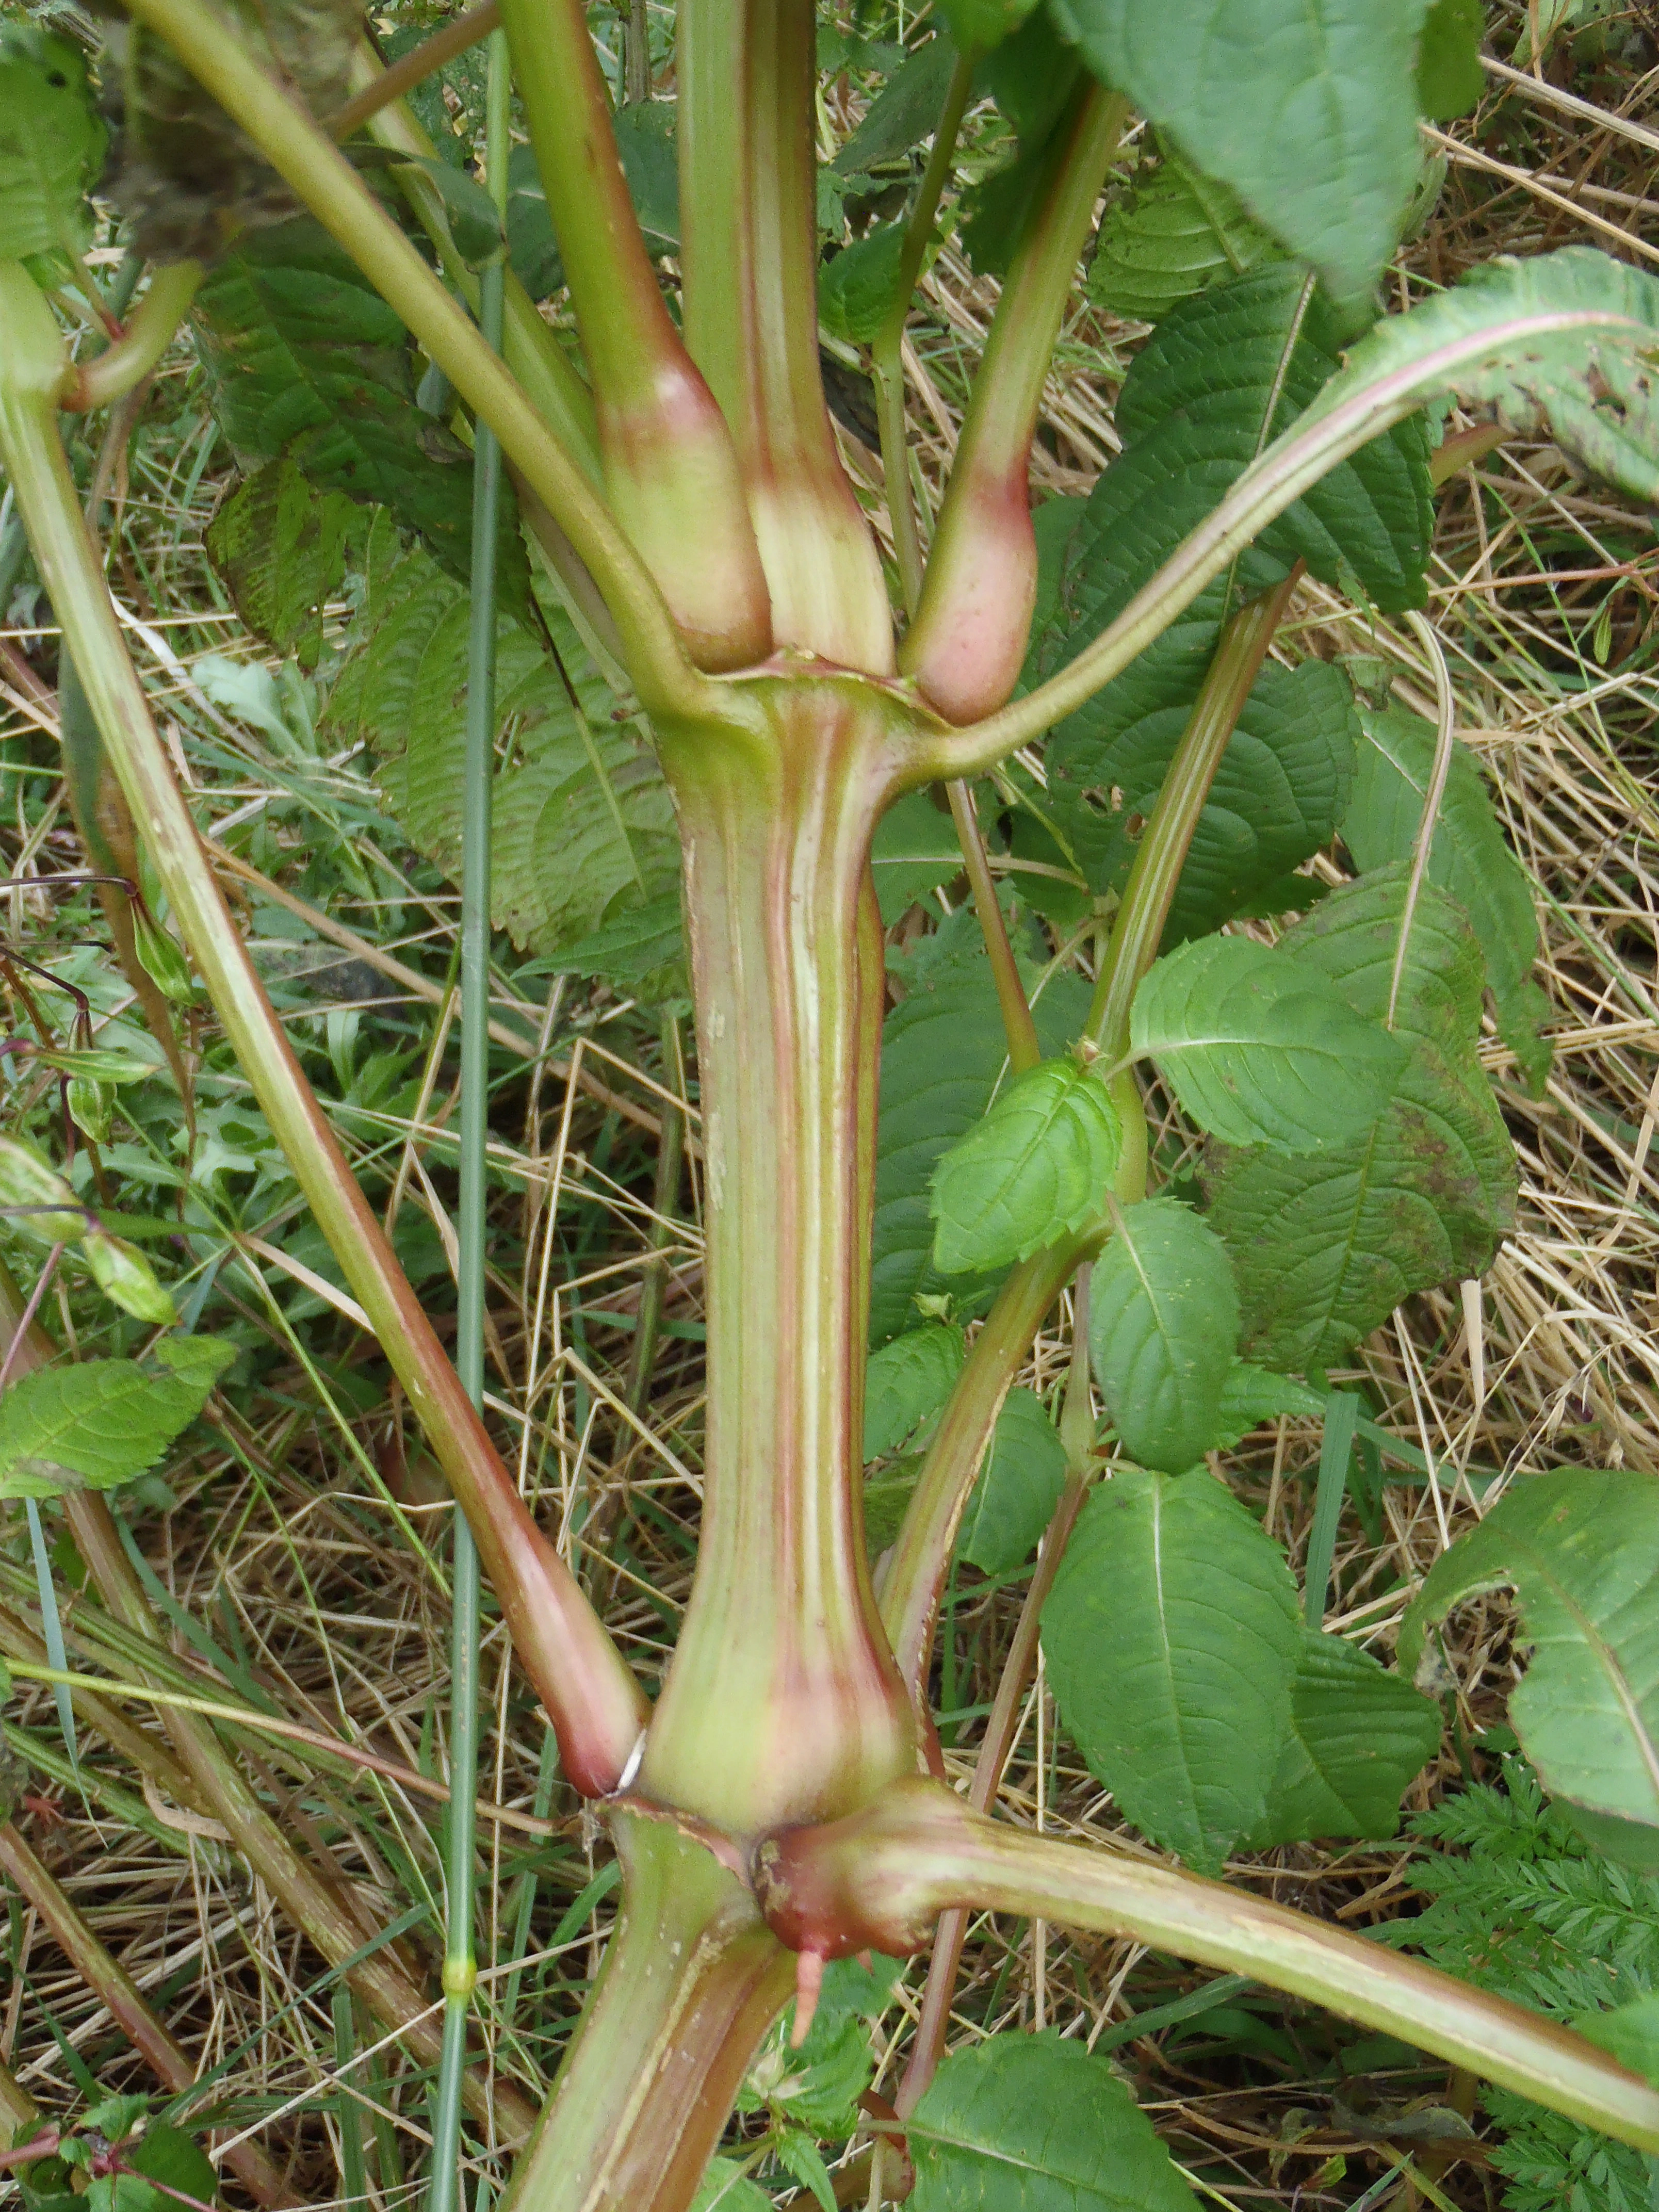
left=0, top=267, right=647, bottom=1798
left=755, top=1778, right=1659, bottom=2154
left=872, top=47, right=978, bottom=616
left=902, top=87, right=1128, bottom=721
left=0, top=1825, right=297, bottom=2207
left=497, top=0, right=771, bottom=668
left=642, top=685, right=917, bottom=1834
left=1086, top=566, right=1303, bottom=1057
left=876, top=1072, right=1144, bottom=1700
left=58, top=261, right=202, bottom=413
left=499, top=1815, right=792, bottom=2212
left=678, top=0, right=891, bottom=668
left=109, top=0, right=708, bottom=720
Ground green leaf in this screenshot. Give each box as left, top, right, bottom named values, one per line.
left=958, top=1387, right=1069, bottom=1573
left=864, top=1323, right=966, bottom=1461
left=1246, top=1630, right=1441, bottom=1847
left=323, top=525, right=679, bottom=968
left=66, top=1079, right=113, bottom=1148
left=1131, top=934, right=1407, bottom=1151
left=689, top=2159, right=771, bottom=2212
left=1209, top=1361, right=1324, bottom=1450
left=932, top=1058, right=1123, bottom=1274
left=30, top=1050, right=157, bottom=1084
left=820, top=223, right=908, bottom=345
left=775, top=2134, right=837, bottom=2212
left=0, top=1137, right=87, bottom=1245
left=872, top=943, right=1091, bottom=1343
left=756, top=2015, right=874, bottom=2137
left=133, top=908, right=194, bottom=1003
left=870, top=791, right=963, bottom=925
left=0, top=1353, right=226, bottom=1498
left=1304, top=246, right=1659, bottom=507
left=936, top=0, right=1042, bottom=56
left=1401, top=1470, right=1659, bottom=1845
left=1050, top=659, right=1361, bottom=949
left=193, top=219, right=526, bottom=606
left=504, top=105, right=678, bottom=298
left=1575, top=1993, right=1659, bottom=2088
left=405, top=155, right=503, bottom=270
left=82, top=2096, right=150, bottom=2145
left=0, top=26, right=105, bottom=263
left=909, top=2032, right=1203, bottom=2212
left=1088, top=149, right=1279, bottom=324
left=1345, top=701, right=1550, bottom=1094
left=1048, top=0, right=1432, bottom=316
left=1416, top=0, right=1486, bottom=120
left=1114, top=265, right=1433, bottom=615
left=206, top=461, right=366, bottom=670
left=126, top=2126, right=218, bottom=2211
left=549, top=893, right=687, bottom=1007
left=834, top=38, right=957, bottom=175
left=1205, top=868, right=1517, bottom=1368
left=1045, top=1468, right=1303, bottom=1866
left=1089, top=1199, right=1239, bottom=1473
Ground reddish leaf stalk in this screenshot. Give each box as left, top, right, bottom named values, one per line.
left=755, top=1778, right=1659, bottom=2151
left=678, top=0, right=892, bottom=668
left=901, top=85, right=1129, bottom=721
left=498, top=0, right=772, bottom=669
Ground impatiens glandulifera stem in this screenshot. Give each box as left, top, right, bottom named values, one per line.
left=57, top=261, right=203, bottom=413
left=876, top=1075, right=1143, bottom=1701
left=753, top=1777, right=1659, bottom=2153
left=641, top=682, right=917, bottom=1835
left=0, top=1261, right=538, bottom=2142
left=0, top=265, right=648, bottom=1800
left=497, top=1813, right=792, bottom=2212
left=946, top=779, right=1040, bottom=1074
left=1086, top=564, right=1305, bottom=1058
left=920, top=297, right=1655, bottom=777
left=497, top=0, right=772, bottom=669
left=871, top=46, right=979, bottom=616
left=104, top=0, right=712, bottom=723
left=893, top=1271, right=1095, bottom=2123
left=0, top=1825, right=298, bottom=2208
left=678, top=0, right=893, bottom=669
left=901, top=85, right=1129, bottom=721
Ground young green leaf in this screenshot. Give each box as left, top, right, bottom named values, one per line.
left=1416, top=0, right=1486, bottom=120
left=132, top=906, right=194, bottom=1003
left=0, top=1344, right=233, bottom=1498
left=1246, top=1629, right=1441, bottom=1847
left=66, top=1078, right=114, bottom=1147
left=1346, top=700, right=1550, bottom=1094
left=909, top=2034, right=1203, bottom=2212
left=869, top=791, right=966, bottom=925
left=1048, top=0, right=1430, bottom=318
left=1044, top=1468, right=1303, bottom=1867
left=819, top=224, right=909, bottom=345
left=1210, top=1361, right=1325, bottom=1450
left=931, top=1057, right=1123, bottom=1274
left=833, top=38, right=957, bottom=176
left=1130, top=934, right=1408, bottom=1151
left=1088, top=150, right=1279, bottom=324
left=124, top=2126, right=220, bottom=2212
left=872, top=940, right=1091, bottom=1342
left=1205, top=868, right=1516, bottom=1368
left=1089, top=1199, right=1240, bottom=1473
left=958, top=1386, right=1070, bottom=1573
left=0, top=26, right=106, bottom=265
left=1401, top=1470, right=1659, bottom=1854
left=689, top=2159, right=771, bottom=2212
left=864, top=1323, right=967, bottom=1462
left=30, top=1049, right=157, bottom=1084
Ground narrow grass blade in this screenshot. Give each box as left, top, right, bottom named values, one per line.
left=1305, top=1390, right=1359, bottom=1625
